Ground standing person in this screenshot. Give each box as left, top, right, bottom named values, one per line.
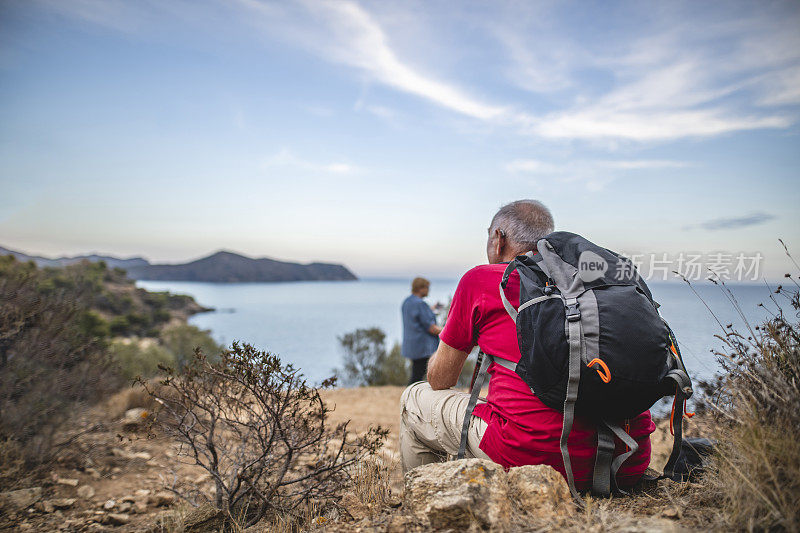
left=401, top=277, right=443, bottom=384
left=399, top=200, right=655, bottom=492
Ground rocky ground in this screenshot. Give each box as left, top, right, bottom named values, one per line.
left=0, top=386, right=719, bottom=532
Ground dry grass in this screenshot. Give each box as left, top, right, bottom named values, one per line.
left=103, top=384, right=158, bottom=420
left=686, top=255, right=800, bottom=532
left=702, top=283, right=800, bottom=531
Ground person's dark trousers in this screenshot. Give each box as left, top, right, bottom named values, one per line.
left=409, top=357, right=430, bottom=385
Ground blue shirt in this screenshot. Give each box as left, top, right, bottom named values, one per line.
left=401, top=294, right=439, bottom=360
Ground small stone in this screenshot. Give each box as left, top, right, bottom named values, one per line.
left=77, top=485, right=96, bottom=499
left=104, top=513, right=130, bottom=525
left=111, top=467, right=122, bottom=474
left=134, top=489, right=150, bottom=498
left=148, top=491, right=176, bottom=507
left=662, top=506, right=682, bottom=519
left=103, top=499, right=116, bottom=510
left=56, top=477, right=79, bottom=487
left=122, top=408, right=149, bottom=430
left=134, top=501, right=147, bottom=514
left=121, top=495, right=136, bottom=503
left=85, top=468, right=102, bottom=480
left=36, top=500, right=55, bottom=513
left=50, top=498, right=76, bottom=510
left=117, top=502, right=132, bottom=513
left=386, top=496, right=402, bottom=508
left=0, top=487, right=42, bottom=512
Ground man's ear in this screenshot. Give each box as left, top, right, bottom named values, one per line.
left=494, top=229, right=505, bottom=258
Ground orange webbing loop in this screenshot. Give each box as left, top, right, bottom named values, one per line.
left=670, top=394, right=677, bottom=435
left=587, top=358, right=611, bottom=383
left=669, top=386, right=695, bottom=436
left=624, top=419, right=631, bottom=452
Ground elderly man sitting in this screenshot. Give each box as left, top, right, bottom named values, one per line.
left=399, top=199, right=655, bottom=491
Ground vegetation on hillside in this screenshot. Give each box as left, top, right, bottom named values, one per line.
left=0, top=256, right=119, bottom=473
left=0, top=255, right=219, bottom=476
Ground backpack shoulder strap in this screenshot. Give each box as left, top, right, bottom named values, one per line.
left=457, top=351, right=491, bottom=459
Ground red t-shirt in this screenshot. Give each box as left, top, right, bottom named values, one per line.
left=440, top=263, right=655, bottom=489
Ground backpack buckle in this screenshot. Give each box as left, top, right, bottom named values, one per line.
left=566, top=301, right=581, bottom=321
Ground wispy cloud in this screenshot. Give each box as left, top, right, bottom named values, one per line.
left=271, top=0, right=506, bottom=121
left=504, top=158, right=691, bottom=191
left=262, top=149, right=359, bottom=175
left=686, top=212, right=778, bottom=231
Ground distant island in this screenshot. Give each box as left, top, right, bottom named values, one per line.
left=0, top=246, right=358, bottom=283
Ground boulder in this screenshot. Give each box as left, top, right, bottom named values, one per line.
left=404, top=459, right=510, bottom=531
left=405, top=460, right=574, bottom=531
left=0, top=487, right=42, bottom=512
left=506, top=464, right=571, bottom=517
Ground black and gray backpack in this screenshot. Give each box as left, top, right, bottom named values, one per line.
left=457, top=231, right=694, bottom=501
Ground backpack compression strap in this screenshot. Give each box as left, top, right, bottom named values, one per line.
left=662, top=323, right=694, bottom=481
left=561, top=297, right=584, bottom=502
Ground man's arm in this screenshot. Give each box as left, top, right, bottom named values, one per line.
left=428, top=323, right=443, bottom=335
left=427, top=340, right=469, bottom=390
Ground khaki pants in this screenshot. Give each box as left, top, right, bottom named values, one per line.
left=399, top=382, right=490, bottom=473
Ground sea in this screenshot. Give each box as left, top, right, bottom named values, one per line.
left=138, top=278, right=787, bottom=396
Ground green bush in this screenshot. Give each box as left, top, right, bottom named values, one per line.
left=109, top=315, right=131, bottom=336
left=159, top=323, right=222, bottom=369
left=378, top=343, right=409, bottom=386
left=337, top=328, right=408, bottom=386
left=109, top=340, right=176, bottom=383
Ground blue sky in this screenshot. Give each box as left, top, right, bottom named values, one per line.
left=0, top=0, right=798, bottom=279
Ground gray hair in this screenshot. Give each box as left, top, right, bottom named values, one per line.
left=489, top=200, right=554, bottom=251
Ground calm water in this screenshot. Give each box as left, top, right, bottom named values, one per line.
left=138, top=278, right=785, bottom=392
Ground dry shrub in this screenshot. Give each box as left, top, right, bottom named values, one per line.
left=702, top=272, right=800, bottom=531
left=139, top=342, right=388, bottom=530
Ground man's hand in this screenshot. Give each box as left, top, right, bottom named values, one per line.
left=428, top=323, right=443, bottom=336
left=427, top=340, right=468, bottom=390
